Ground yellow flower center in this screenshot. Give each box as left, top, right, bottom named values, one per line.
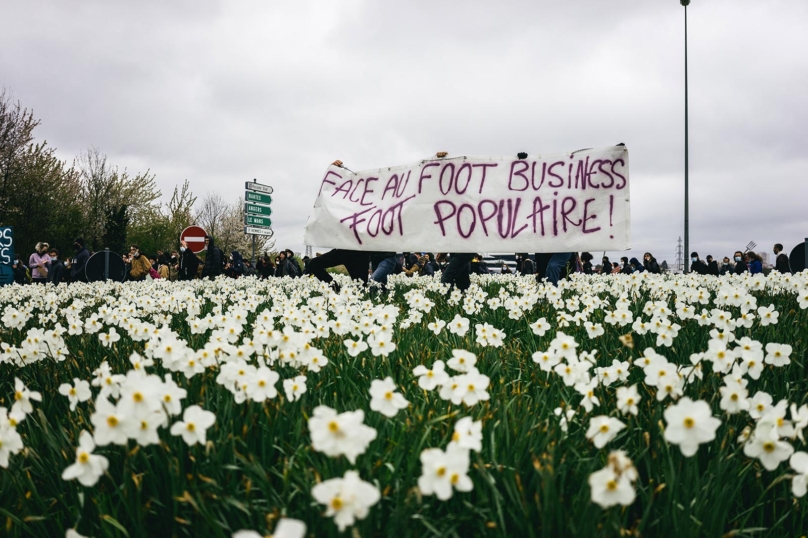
left=606, top=480, right=618, bottom=491
left=331, top=497, right=343, bottom=510
left=107, top=416, right=118, bottom=427
left=683, top=417, right=694, bottom=429
left=186, top=423, right=196, bottom=432
left=436, top=467, right=446, bottom=477
left=328, top=421, right=339, bottom=433
left=78, top=452, right=89, bottom=464
left=763, top=442, right=776, bottom=453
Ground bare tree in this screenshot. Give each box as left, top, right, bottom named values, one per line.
left=166, top=179, right=197, bottom=242
left=194, top=192, right=228, bottom=241
left=77, top=147, right=161, bottom=251
left=195, top=193, right=274, bottom=259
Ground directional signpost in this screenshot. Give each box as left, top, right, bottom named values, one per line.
left=246, top=191, right=272, bottom=205
left=245, top=215, right=272, bottom=227
left=244, top=180, right=274, bottom=264
left=245, top=226, right=274, bottom=237
left=245, top=202, right=272, bottom=217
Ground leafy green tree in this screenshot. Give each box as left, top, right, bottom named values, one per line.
left=0, top=89, right=84, bottom=255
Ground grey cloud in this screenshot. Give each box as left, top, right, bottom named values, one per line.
left=1, top=0, right=806, bottom=261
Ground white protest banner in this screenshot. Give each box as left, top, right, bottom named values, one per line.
left=304, top=145, right=630, bottom=253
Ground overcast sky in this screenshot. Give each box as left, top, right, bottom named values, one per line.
left=3, top=0, right=806, bottom=266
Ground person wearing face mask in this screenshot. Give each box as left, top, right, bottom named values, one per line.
left=70, top=238, right=90, bottom=283
left=773, top=243, right=791, bottom=274
left=128, top=244, right=152, bottom=281
left=689, top=252, right=709, bottom=275
left=178, top=240, right=200, bottom=281
left=720, top=257, right=733, bottom=276
left=733, top=251, right=748, bottom=274
left=12, top=254, right=28, bottom=284
left=47, top=248, right=66, bottom=284
left=29, top=242, right=51, bottom=284
left=643, top=252, right=661, bottom=274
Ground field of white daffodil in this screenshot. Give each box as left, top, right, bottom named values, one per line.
left=1, top=270, right=808, bottom=537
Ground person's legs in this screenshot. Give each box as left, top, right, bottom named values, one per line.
left=371, top=256, right=397, bottom=285
left=343, top=252, right=371, bottom=284
left=307, top=249, right=346, bottom=284
left=534, top=253, right=553, bottom=282
left=546, top=252, right=573, bottom=286
left=441, top=253, right=474, bottom=291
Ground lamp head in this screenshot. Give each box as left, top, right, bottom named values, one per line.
left=680, top=0, right=690, bottom=5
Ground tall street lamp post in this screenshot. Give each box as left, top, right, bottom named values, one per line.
left=682, top=0, right=690, bottom=273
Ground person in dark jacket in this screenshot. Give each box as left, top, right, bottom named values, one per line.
left=643, top=252, right=661, bottom=274
left=243, top=260, right=257, bottom=276
left=275, top=251, right=292, bottom=277
left=773, top=243, right=790, bottom=274
left=70, top=238, right=90, bottom=283
left=201, top=235, right=224, bottom=279
left=706, top=255, right=719, bottom=276
left=620, top=257, right=633, bottom=274
left=434, top=253, right=448, bottom=273
left=285, top=249, right=302, bottom=277
left=746, top=251, right=763, bottom=274
left=690, top=252, right=709, bottom=275
left=259, top=255, right=275, bottom=279
left=47, top=248, right=66, bottom=284
left=226, top=251, right=245, bottom=278
left=580, top=252, right=594, bottom=275
left=470, top=254, right=489, bottom=275
left=12, top=254, right=28, bottom=284
left=733, top=251, right=748, bottom=274
left=178, top=240, right=200, bottom=281
left=720, top=257, right=733, bottom=276
left=629, top=257, right=644, bottom=272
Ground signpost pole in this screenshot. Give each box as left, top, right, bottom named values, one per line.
left=252, top=180, right=257, bottom=265
left=245, top=178, right=272, bottom=264
left=104, top=248, right=109, bottom=281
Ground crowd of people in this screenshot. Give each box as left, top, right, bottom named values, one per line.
left=7, top=234, right=794, bottom=289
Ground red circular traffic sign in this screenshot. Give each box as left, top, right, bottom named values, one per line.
left=180, top=225, right=209, bottom=254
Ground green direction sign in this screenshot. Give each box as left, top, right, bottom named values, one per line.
left=245, top=215, right=272, bottom=227
left=245, top=191, right=272, bottom=205
left=245, top=203, right=272, bottom=217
